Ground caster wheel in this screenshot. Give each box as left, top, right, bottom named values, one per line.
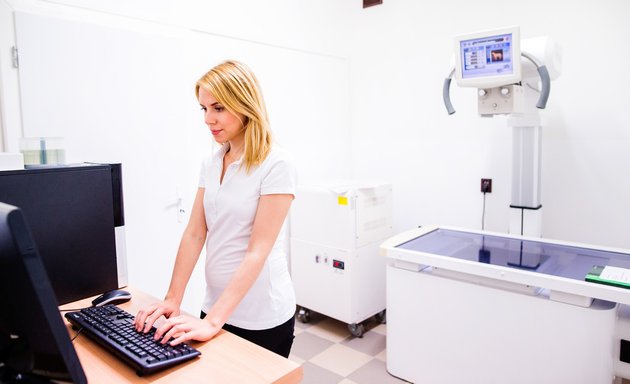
left=297, top=308, right=311, bottom=323
left=375, top=309, right=386, bottom=324
left=348, top=323, right=365, bottom=338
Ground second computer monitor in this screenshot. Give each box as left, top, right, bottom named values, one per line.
left=0, top=163, right=126, bottom=304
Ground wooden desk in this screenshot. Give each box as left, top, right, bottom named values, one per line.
left=60, top=287, right=303, bottom=383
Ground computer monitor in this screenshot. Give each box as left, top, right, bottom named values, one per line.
left=0, top=202, right=87, bottom=383
left=454, top=26, right=521, bottom=88
left=0, top=163, right=127, bottom=304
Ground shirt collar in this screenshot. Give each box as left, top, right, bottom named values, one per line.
left=213, top=143, right=243, bottom=164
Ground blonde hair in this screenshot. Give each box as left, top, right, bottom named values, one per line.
left=195, top=60, right=272, bottom=172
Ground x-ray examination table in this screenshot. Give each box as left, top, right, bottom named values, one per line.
left=381, top=226, right=630, bottom=384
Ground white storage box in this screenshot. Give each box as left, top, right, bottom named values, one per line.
left=290, top=181, right=392, bottom=336
left=290, top=182, right=393, bottom=250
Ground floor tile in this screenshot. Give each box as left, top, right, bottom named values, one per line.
left=310, top=344, right=373, bottom=377
left=371, top=323, right=387, bottom=336
left=347, top=359, right=409, bottom=384
left=305, top=317, right=351, bottom=343
left=291, top=310, right=400, bottom=383
left=300, top=361, right=344, bottom=384
left=291, top=332, right=334, bottom=360
left=295, top=319, right=311, bottom=330
left=288, top=353, right=305, bottom=365
left=341, top=330, right=386, bottom=356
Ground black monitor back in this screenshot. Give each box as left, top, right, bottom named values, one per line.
left=0, top=164, right=122, bottom=304
left=0, top=202, right=87, bottom=383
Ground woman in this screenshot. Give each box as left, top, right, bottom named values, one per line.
left=134, top=60, right=297, bottom=358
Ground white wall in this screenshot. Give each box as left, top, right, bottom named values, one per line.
left=15, top=0, right=352, bottom=58
left=1, top=0, right=353, bottom=313
left=346, top=0, right=630, bottom=249
left=3, top=0, right=630, bottom=314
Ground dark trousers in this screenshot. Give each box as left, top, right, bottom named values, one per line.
left=200, top=311, right=295, bottom=358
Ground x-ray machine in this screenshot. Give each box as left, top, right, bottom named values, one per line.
left=443, top=25, right=562, bottom=237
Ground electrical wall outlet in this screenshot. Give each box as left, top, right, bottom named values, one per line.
left=481, top=178, right=492, bottom=193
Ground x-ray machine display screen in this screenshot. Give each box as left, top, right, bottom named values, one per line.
left=460, top=33, right=515, bottom=79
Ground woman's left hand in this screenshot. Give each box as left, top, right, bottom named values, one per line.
left=153, top=315, right=222, bottom=346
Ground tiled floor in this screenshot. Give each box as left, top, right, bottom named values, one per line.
left=289, top=310, right=409, bottom=384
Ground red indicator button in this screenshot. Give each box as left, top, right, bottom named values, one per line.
left=333, top=260, right=345, bottom=270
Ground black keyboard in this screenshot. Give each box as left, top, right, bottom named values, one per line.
left=65, top=304, right=201, bottom=376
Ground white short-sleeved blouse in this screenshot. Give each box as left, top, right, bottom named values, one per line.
left=198, top=144, right=297, bottom=330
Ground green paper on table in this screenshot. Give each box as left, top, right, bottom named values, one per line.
left=585, top=265, right=630, bottom=289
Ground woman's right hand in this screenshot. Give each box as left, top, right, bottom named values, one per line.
left=134, top=299, right=181, bottom=333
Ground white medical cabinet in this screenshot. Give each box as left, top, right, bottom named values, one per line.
left=290, top=182, right=392, bottom=336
